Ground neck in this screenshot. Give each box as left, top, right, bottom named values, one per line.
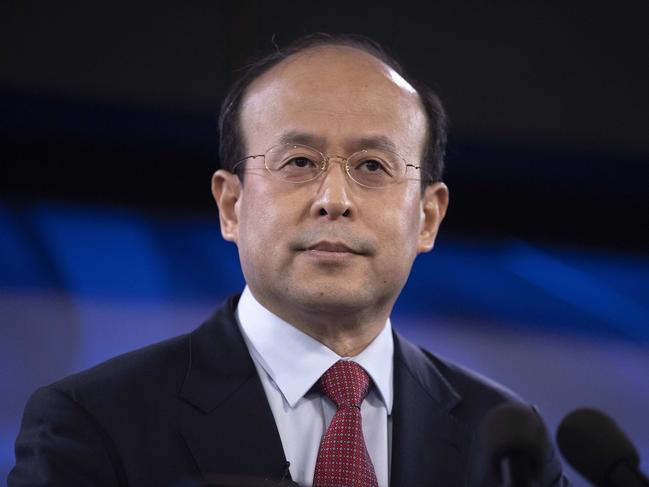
left=251, top=290, right=392, bottom=356
left=296, top=315, right=387, bottom=356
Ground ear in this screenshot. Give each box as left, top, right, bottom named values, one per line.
left=417, top=182, right=449, bottom=254
left=211, top=169, right=242, bottom=243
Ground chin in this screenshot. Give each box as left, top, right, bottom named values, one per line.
left=288, top=284, right=382, bottom=313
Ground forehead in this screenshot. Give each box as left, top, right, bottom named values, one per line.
left=239, top=46, right=427, bottom=158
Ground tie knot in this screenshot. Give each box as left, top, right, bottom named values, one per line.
left=318, top=360, right=371, bottom=409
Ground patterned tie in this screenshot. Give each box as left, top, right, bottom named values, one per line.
left=312, top=360, right=379, bottom=487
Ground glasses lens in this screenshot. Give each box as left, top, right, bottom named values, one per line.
left=266, top=144, right=323, bottom=182
left=347, top=149, right=406, bottom=188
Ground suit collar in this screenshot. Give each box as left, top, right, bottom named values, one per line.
left=237, top=286, right=395, bottom=412
left=178, top=296, right=471, bottom=486
left=390, top=330, right=470, bottom=487
left=393, top=329, right=462, bottom=411
left=181, top=297, right=462, bottom=413
left=179, top=295, right=293, bottom=484
left=180, top=295, right=253, bottom=413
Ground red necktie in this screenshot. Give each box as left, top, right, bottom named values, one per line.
left=312, top=360, right=379, bottom=487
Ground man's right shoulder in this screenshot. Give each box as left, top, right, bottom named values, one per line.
left=8, top=297, right=248, bottom=487
left=34, top=329, right=192, bottom=420
left=43, top=295, right=242, bottom=405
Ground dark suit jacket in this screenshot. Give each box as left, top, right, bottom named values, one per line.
left=8, top=295, right=569, bottom=486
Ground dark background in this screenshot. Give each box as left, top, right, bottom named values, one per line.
left=2, top=2, right=649, bottom=485
left=2, top=1, right=648, bottom=252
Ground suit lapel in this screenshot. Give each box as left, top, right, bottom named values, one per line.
left=179, top=296, right=290, bottom=484
left=390, top=331, right=471, bottom=487
left=177, top=298, right=471, bottom=485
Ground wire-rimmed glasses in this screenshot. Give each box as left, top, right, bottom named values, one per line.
left=232, top=143, right=428, bottom=189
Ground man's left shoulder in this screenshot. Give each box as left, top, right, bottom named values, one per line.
left=393, top=333, right=570, bottom=486
left=428, top=348, right=521, bottom=399
left=394, top=331, right=525, bottom=425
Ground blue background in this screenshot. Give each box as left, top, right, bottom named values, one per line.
left=2, top=202, right=648, bottom=485
left=3, top=3, right=649, bottom=485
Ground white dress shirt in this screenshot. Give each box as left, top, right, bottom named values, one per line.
left=236, top=286, right=394, bottom=487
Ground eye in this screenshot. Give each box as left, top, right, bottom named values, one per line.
left=362, top=159, right=381, bottom=172
left=355, top=158, right=390, bottom=174
left=287, top=156, right=317, bottom=169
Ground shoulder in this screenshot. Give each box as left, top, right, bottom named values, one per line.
left=394, top=331, right=524, bottom=426
left=424, top=351, right=570, bottom=486
left=50, top=331, right=191, bottom=406
left=31, top=296, right=241, bottom=414
left=38, top=295, right=241, bottom=413
left=425, top=347, right=522, bottom=401
left=393, top=333, right=568, bottom=485
left=10, top=332, right=196, bottom=487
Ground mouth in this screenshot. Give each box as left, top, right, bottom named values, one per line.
left=300, top=240, right=364, bottom=262
left=305, top=241, right=360, bottom=254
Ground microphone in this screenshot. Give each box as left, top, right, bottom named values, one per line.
left=476, top=403, right=548, bottom=487
left=557, top=407, right=649, bottom=487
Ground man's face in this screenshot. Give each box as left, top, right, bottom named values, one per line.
left=214, top=46, right=448, bottom=318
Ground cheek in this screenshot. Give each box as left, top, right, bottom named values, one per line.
left=387, top=191, right=422, bottom=231
left=240, top=210, right=277, bottom=258
left=396, top=216, right=422, bottom=257
left=400, top=203, right=424, bottom=254
left=237, top=184, right=302, bottom=257
left=237, top=198, right=286, bottom=285
left=369, top=199, right=421, bottom=261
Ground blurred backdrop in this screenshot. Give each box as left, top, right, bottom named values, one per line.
left=1, top=2, right=648, bottom=485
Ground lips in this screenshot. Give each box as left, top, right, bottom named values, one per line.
left=290, top=233, right=373, bottom=257
left=306, top=241, right=359, bottom=254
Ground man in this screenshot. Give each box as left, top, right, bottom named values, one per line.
left=9, top=34, right=568, bottom=486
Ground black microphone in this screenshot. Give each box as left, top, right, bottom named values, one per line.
left=557, top=407, right=649, bottom=487
left=476, top=403, right=548, bottom=487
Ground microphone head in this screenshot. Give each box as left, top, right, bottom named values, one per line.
left=557, top=407, right=639, bottom=486
left=477, top=402, right=548, bottom=481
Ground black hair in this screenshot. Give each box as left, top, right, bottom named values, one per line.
left=218, top=33, right=447, bottom=187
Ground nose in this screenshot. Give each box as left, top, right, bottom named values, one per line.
left=311, top=157, right=354, bottom=219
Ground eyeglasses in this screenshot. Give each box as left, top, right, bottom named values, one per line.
left=232, top=143, right=429, bottom=189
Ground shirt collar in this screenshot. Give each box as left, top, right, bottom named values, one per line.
left=236, top=286, right=394, bottom=413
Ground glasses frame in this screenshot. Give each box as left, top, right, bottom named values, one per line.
left=231, top=143, right=430, bottom=189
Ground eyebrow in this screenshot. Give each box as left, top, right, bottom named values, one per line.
left=278, top=131, right=326, bottom=147
left=353, top=135, right=399, bottom=153
left=277, top=131, right=399, bottom=153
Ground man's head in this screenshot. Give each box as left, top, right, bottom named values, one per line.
left=218, top=33, right=448, bottom=187
left=212, top=34, right=449, bottom=333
